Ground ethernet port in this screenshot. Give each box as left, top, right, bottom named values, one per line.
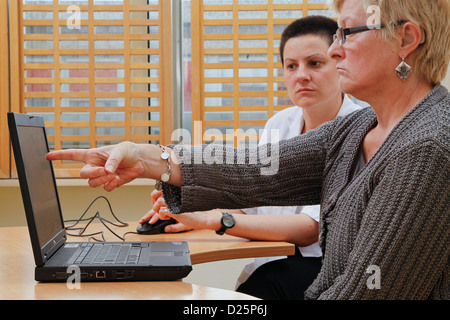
left=95, top=271, right=106, bottom=278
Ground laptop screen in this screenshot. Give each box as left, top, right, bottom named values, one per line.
left=16, top=125, right=64, bottom=248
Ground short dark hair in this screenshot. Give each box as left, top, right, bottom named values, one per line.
left=280, top=16, right=338, bottom=66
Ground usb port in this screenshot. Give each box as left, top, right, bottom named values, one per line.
left=116, top=270, right=133, bottom=279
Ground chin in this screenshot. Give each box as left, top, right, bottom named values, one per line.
left=294, top=97, right=319, bottom=108
left=338, top=78, right=358, bottom=97
left=295, top=101, right=314, bottom=109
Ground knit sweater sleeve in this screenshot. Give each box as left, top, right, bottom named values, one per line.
left=318, top=140, right=450, bottom=300
left=162, top=120, right=335, bottom=214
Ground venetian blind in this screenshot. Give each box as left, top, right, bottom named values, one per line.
left=9, top=0, right=173, bottom=177
left=189, top=0, right=334, bottom=146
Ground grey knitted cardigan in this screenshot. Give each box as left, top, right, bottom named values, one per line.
left=163, top=84, right=449, bottom=300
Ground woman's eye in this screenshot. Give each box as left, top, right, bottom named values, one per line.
left=287, top=64, right=296, bottom=70
left=310, top=61, right=322, bottom=67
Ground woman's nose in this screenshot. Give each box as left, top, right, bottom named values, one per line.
left=328, top=39, right=345, bottom=61
left=295, top=66, right=311, bottom=82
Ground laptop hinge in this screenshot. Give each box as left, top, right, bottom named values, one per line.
left=41, top=229, right=67, bottom=265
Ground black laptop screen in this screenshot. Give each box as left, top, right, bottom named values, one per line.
left=17, top=125, right=64, bottom=248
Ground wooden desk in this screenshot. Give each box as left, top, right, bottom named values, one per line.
left=0, top=223, right=294, bottom=300
left=90, top=221, right=296, bottom=265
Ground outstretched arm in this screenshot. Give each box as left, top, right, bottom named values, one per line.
left=46, top=142, right=182, bottom=191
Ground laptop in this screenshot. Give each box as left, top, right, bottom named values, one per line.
left=8, top=112, right=192, bottom=282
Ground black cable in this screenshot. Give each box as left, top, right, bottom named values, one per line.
left=64, top=196, right=139, bottom=242
left=64, top=195, right=128, bottom=228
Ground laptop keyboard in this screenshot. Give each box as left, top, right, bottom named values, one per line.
left=74, top=243, right=141, bottom=264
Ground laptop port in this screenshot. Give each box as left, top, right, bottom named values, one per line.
left=95, top=271, right=106, bottom=279
left=116, top=270, right=133, bottom=279
left=55, top=272, right=67, bottom=279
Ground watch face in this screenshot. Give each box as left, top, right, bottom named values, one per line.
left=223, top=214, right=235, bottom=227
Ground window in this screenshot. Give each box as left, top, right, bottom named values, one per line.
left=8, top=0, right=173, bottom=177
left=2, top=0, right=334, bottom=178
left=182, top=0, right=334, bottom=146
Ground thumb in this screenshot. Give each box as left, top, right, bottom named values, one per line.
left=165, top=222, right=190, bottom=233
left=104, top=145, right=125, bottom=174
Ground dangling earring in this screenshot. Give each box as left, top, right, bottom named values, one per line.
left=395, top=57, right=412, bottom=80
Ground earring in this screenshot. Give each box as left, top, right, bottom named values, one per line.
left=395, top=57, right=412, bottom=80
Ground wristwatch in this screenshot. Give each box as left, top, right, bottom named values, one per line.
left=216, top=212, right=236, bottom=235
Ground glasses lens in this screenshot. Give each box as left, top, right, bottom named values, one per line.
left=338, top=28, right=345, bottom=45
left=334, top=28, right=344, bottom=46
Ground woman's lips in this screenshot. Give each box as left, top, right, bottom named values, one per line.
left=296, top=88, right=314, bottom=93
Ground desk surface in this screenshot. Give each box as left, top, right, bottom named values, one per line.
left=105, top=221, right=295, bottom=265
left=0, top=223, right=294, bottom=300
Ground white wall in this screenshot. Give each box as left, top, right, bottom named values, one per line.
left=0, top=183, right=153, bottom=227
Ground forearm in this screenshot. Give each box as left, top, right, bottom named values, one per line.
left=183, top=210, right=319, bottom=247
left=228, top=213, right=319, bottom=247
left=162, top=122, right=333, bottom=214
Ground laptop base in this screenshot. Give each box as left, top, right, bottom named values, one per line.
left=36, top=265, right=192, bottom=282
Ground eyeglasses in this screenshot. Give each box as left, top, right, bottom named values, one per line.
left=333, top=21, right=407, bottom=46
left=333, top=24, right=384, bottom=46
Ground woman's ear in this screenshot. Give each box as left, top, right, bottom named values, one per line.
left=399, top=22, right=423, bottom=58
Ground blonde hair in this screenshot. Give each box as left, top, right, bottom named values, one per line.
left=331, top=0, right=450, bottom=85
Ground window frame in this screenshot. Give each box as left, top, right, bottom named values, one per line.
left=6, top=0, right=174, bottom=178
left=0, top=0, right=10, bottom=178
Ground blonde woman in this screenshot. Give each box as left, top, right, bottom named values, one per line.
left=48, top=0, right=450, bottom=300
left=140, top=16, right=362, bottom=300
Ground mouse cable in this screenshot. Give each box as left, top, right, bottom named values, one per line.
left=64, top=196, right=138, bottom=242
left=64, top=195, right=128, bottom=229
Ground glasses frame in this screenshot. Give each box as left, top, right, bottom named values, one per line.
left=333, top=24, right=385, bottom=46
left=333, top=21, right=408, bottom=46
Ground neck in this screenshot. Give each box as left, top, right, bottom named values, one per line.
left=365, top=76, right=434, bottom=133
left=302, top=93, right=343, bottom=133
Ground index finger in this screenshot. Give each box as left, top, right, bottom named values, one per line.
left=46, top=149, right=88, bottom=162
left=151, top=189, right=163, bottom=204
left=151, top=190, right=164, bottom=205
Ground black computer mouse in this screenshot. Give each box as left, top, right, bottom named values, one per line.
left=136, top=218, right=177, bottom=235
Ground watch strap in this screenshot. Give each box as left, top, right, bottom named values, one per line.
left=216, top=212, right=235, bottom=235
